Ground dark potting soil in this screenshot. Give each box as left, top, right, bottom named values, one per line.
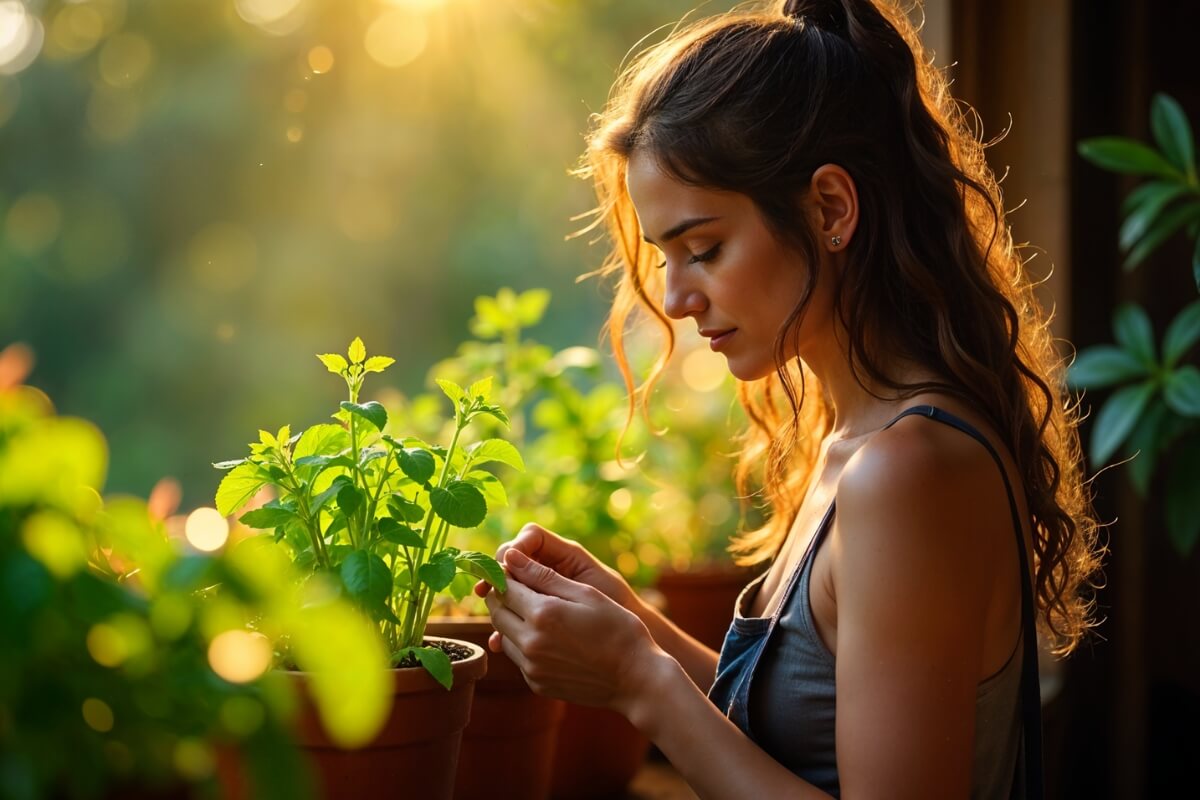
left=392, top=639, right=473, bottom=669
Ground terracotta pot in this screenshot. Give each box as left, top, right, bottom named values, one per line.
left=549, top=703, right=650, bottom=800
left=218, top=637, right=486, bottom=800
left=654, top=566, right=758, bottom=652
left=427, top=617, right=565, bottom=800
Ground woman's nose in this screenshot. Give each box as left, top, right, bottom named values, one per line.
left=662, top=266, right=707, bottom=320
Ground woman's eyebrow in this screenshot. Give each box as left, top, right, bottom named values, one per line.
left=642, top=216, right=720, bottom=246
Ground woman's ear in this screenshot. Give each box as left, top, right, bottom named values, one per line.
left=808, top=164, right=859, bottom=251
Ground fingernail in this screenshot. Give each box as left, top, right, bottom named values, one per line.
left=505, top=549, right=530, bottom=569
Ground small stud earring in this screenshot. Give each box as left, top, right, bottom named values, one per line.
left=831, top=235, right=843, bottom=247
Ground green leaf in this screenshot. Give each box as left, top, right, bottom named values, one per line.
left=1150, top=93, right=1196, bottom=175
left=310, top=476, right=353, bottom=517
left=1113, top=304, right=1156, bottom=365
left=1119, top=182, right=1191, bottom=250
left=1194, top=235, right=1200, bottom=293
left=435, top=378, right=465, bottom=408
left=1090, top=381, right=1157, bottom=465
left=294, top=424, right=351, bottom=461
left=1163, top=301, right=1200, bottom=366
left=397, top=448, right=436, bottom=484
left=1122, top=179, right=1178, bottom=215
left=477, top=404, right=510, bottom=428
left=1068, top=346, right=1148, bottom=389
left=410, top=646, right=453, bottom=690
left=378, top=517, right=425, bottom=548
left=239, top=501, right=298, bottom=530
left=1166, top=438, right=1200, bottom=555
left=417, top=550, right=457, bottom=591
left=215, top=462, right=270, bottom=517
left=348, top=337, right=367, bottom=364
left=387, top=493, right=426, bottom=523
left=430, top=481, right=487, bottom=528
left=467, top=470, right=508, bottom=509
left=466, top=438, right=525, bottom=472
left=340, top=551, right=392, bottom=606
left=468, top=376, right=494, bottom=402
left=212, top=458, right=247, bottom=470
left=1124, top=399, right=1169, bottom=497
left=1164, top=366, right=1200, bottom=417
left=336, top=484, right=363, bottom=516
left=1124, top=201, right=1200, bottom=270
left=470, top=295, right=504, bottom=339
left=447, top=572, right=477, bottom=602
left=455, top=551, right=507, bottom=592
left=515, top=288, right=551, bottom=327
left=364, top=356, right=395, bottom=374
left=1078, top=137, right=1181, bottom=178
left=318, top=353, right=349, bottom=374
left=340, top=401, right=388, bottom=432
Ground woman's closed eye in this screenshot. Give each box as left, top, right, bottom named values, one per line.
left=656, top=243, right=722, bottom=269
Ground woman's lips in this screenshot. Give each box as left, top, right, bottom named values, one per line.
left=709, top=329, right=736, bottom=352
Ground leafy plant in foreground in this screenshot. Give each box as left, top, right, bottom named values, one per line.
left=213, top=338, right=513, bottom=686
left=1075, top=92, right=1200, bottom=554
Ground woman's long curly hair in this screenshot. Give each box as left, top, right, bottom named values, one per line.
left=572, top=0, right=1103, bottom=655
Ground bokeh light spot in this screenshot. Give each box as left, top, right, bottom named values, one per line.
left=48, top=3, right=104, bottom=58
left=307, top=44, right=333, bottom=74
left=98, top=32, right=154, bottom=88
left=173, top=738, right=215, bottom=780
left=0, top=1, right=44, bottom=76
left=186, top=223, right=258, bottom=292
left=235, top=0, right=306, bottom=36
left=616, top=551, right=638, bottom=577
left=5, top=193, right=62, bottom=255
left=87, top=623, right=128, bottom=667
left=82, top=698, right=114, bottom=733
left=681, top=347, right=728, bottom=392
left=215, top=322, right=236, bottom=342
left=286, top=124, right=303, bottom=142
left=21, top=511, right=87, bottom=579
left=208, top=630, right=272, bottom=684
left=607, top=487, right=632, bottom=519
left=185, top=507, right=229, bottom=552
left=364, top=10, right=427, bottom=69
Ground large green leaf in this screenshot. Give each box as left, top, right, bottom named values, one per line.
left=1163, top=301, right=1200, bottom=366
left=397, top=448, right=436, bottom=484
left=387, top=493, right=426, bottom=523
left=340, top=551, right=392, bottom=607
left=377, top=517, right=425, bottom=548
left=466, top=439, right=525, bottom=472
left=1118, top=182, right=1191, bottom=250
left=1113, top=304, right=1156, bottom=365
left=1090, top=381, right=1157, bottom=465
left=417, top=550, right=457, bottom=591
left=1166, top=438, right=1200, bottom=556
left=1123, top=399, right=1169, bottom=497
left=1124, top=201, right=1200, bottom=271
left=1150, top=93, right=1196, bottom=176
left=430, top=481, right=487, bottom=528
left=239, top=501, right=299, bottom=530
left=294, top=423, right=351, bottom=461
left=515, top=288, right=551, bottom=327
left=336, top=484, right=364, bottom=517
left=435, top=378, right=465, bottom=408
left=467, top=470, right=508, bottom=510
left=309, top=475, right=353, bottom=517
left=1078, top=137, right=1180, bottom=178
left=1068, top=346, right=1148, bottom=389
left=216, top=462, right=270, bottom=517
left=340, top=401, right=387, bottom=432
left=455, top=551, right=507, bottom=592
left=1164, top=366, right=1200, bottom=417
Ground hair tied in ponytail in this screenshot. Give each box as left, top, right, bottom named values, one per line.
left=781, top=0, right=850, bottom=36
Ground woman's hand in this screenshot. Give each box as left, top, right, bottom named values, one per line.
left=483, top=548, right=663, bottom=715
left=473, top=522, right=638, bottom=609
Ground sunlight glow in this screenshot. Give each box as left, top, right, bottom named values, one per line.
left=681, top=347, right=728, bottom=392
left=0, top=1, right=44, bottom=76
left=307, top=44, right=333, bottom=74
left=82, top=698, right=114, bottom=733
left=364, top=9, right=427, bottom=68
left=185, top=507, right=230, bottom=552
left=208, top=630, right=273, bottom=684
left=235, top=0, right=306, bottom=36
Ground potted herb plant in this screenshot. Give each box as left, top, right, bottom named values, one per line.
left=212, top=338, right=513, bottom=800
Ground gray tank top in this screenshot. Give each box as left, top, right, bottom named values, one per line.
left=708, top=405, right=1038, bottom=798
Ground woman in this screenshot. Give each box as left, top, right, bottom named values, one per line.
left=478, top=0, right=1103, bottom=797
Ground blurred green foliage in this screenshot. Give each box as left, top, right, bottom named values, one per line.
left=0, top=0, right=738, bottom=507
left=0, top=349, right=392, bottom=798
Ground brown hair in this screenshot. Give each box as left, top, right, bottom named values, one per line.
left=572, top=0, right=1102, bottom=656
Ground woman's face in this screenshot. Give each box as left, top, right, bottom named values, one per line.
left=625, top=151, right=826, bottom=382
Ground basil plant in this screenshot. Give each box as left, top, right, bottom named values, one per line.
left=213, top=338, right=515, bottom=687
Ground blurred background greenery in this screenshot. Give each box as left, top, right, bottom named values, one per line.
left=0, top=0, right=741, bottom=507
